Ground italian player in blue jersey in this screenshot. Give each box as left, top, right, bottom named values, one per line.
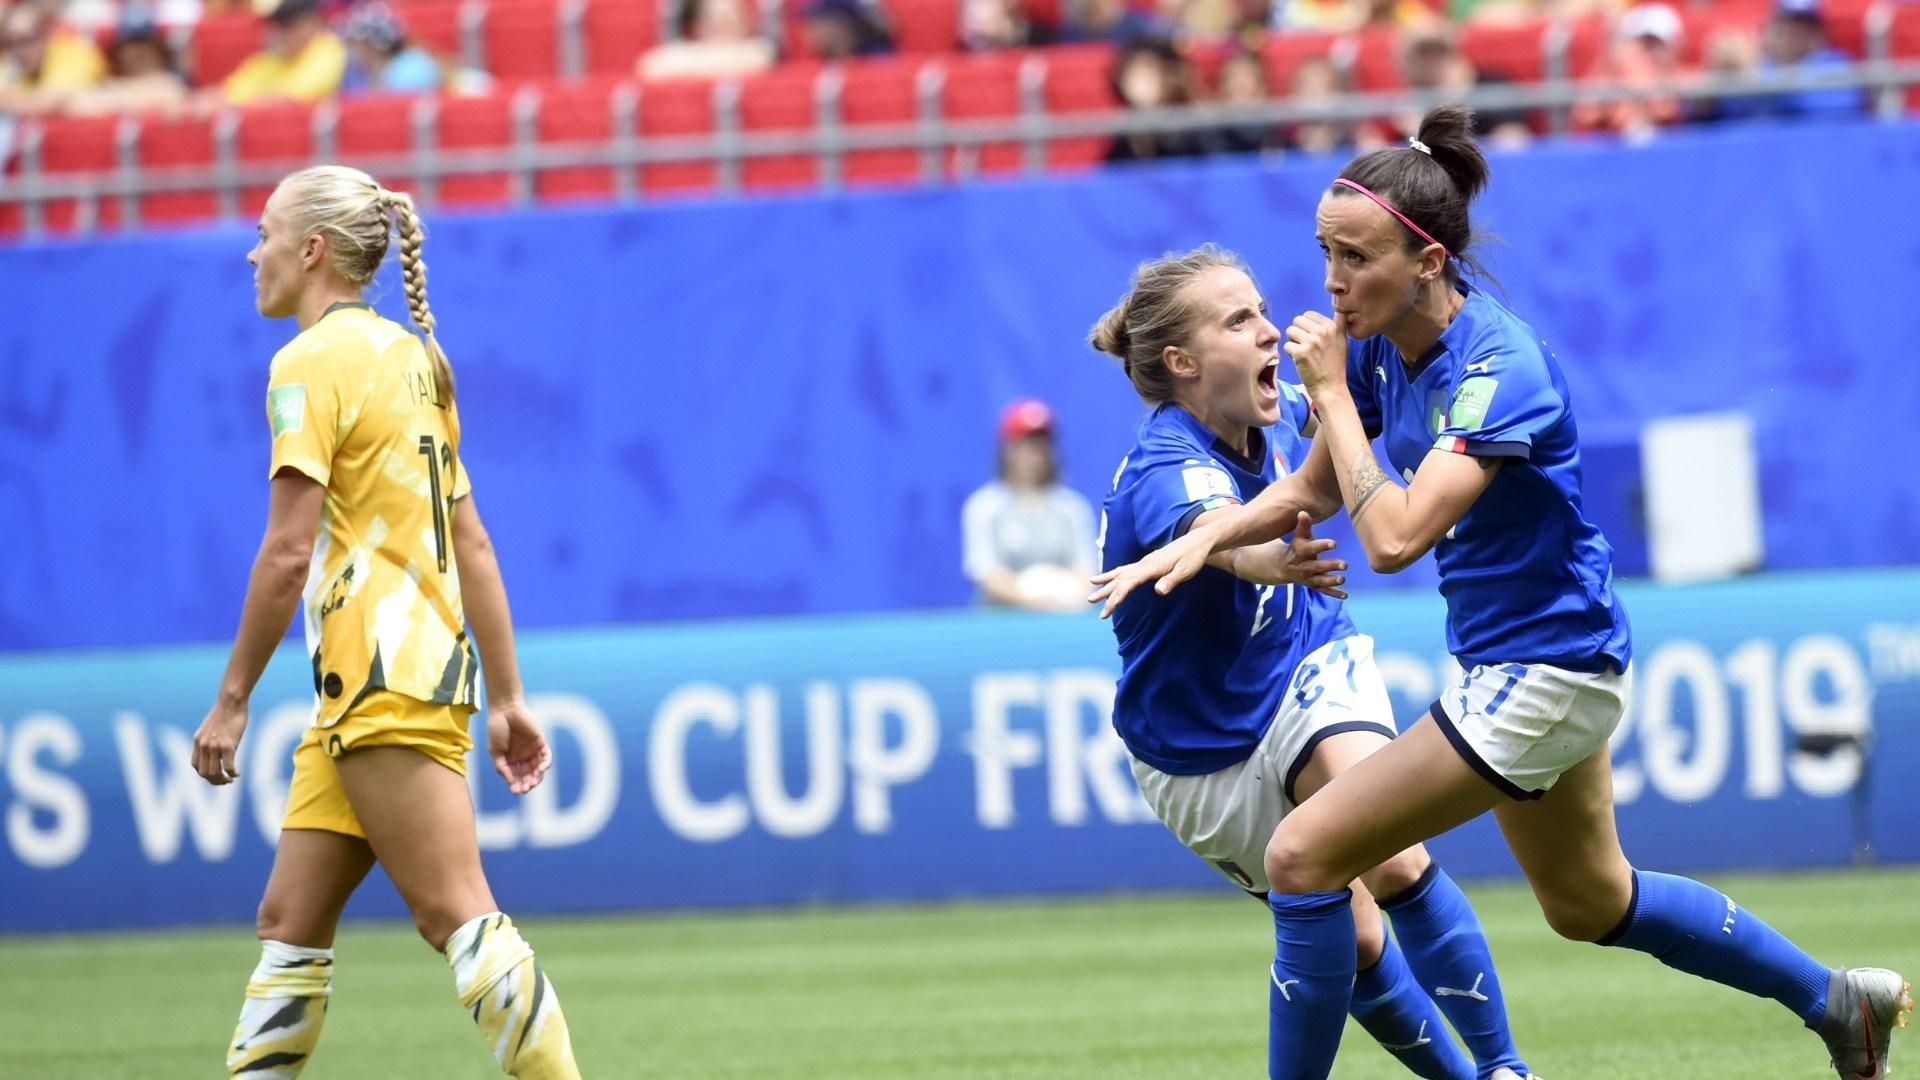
left=1091, top=104, right=1911, bottom=1080
left=1091, top=245, right=1532, bottom=1080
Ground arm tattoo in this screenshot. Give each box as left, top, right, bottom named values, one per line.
left=1347, top=452, right=1393, bottom=519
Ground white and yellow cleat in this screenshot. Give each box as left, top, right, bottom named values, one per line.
left=1818, top=967, right=1914, bottom=1079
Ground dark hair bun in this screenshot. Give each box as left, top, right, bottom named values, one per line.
left=1415, top=103, right=1489, bottom=204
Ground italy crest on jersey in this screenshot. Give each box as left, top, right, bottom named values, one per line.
left=1426, top=388, right=1451, bottom=437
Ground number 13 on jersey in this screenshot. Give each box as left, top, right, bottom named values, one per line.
left=418, top=435, right=454, bottom=574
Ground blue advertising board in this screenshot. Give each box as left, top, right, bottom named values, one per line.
left=2, top=569, right=1917, bottom=932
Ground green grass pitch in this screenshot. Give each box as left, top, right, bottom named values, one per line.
left=3, top=867, right=1915, bottom=1078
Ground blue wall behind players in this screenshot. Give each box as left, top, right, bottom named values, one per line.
left=2, top=120, right=1918, bottom=649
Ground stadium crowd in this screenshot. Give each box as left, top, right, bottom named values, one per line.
left=0, top=0, right=1876, bottom=166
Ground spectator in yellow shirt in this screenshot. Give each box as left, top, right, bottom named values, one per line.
left=0, top=2, right=107, bottom=114
left=1282, top=0, right=1432, bottom=33
left=223, top=0, right=346, bottom=105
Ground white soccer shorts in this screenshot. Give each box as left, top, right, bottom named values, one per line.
left=1131, top=634, right=1399, bottom=895
left=1430, top=660, right=1633, bottom=800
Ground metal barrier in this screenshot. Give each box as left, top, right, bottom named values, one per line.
left=4, top=56, right=1919, bottom=237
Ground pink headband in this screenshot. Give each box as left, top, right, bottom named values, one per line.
left=1332, top=178, right=1449, bottom=259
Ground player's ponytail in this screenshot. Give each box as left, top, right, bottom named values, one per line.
left=1090, top=300, right=1134, bottom=366
left=1334, top=103, right=1491, bottom=281
left=277, top=166, right=455, bottom=410
left=1415, top=103, right=1490, bottom=207
left=1091, top=244, right=1252, bottom=406
left=378, top=187, right=455, bottom=410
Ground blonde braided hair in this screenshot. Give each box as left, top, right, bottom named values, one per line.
left=278, top=165, right=455, bottom=408
left=377, top=186, right=454, bottom=408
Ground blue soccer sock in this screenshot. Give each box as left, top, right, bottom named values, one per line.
left=1351, top=934, right=1476, bottom=1080
left=1379, top=864, right=1526, bottom=1078
left=1269, top=889, right=1358, bottom=1080
left=1598, top=868, right=1832, bottom=1025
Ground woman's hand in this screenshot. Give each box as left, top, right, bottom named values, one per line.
left=1284, top=311, right=1351, bottom=397
left=488, top=697, right=554, bottom=796
left=1228, top=512, right=1349, bottom=598
left=1088, top=526, right=1218, bottom=617
left=192, top=699, right=249, bottom=785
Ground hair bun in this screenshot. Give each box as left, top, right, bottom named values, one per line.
left=1414, top=103, right=1490, bottom=202
left=1089, top=302, right=1133, bottom=359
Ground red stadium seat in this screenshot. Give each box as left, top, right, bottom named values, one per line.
left=1038, top=43, right=1115, bottom=169
left=1891, top=3, right=1920, bottom=58
left=332, top=94, right=417, bottom=161
left=1346, top=25, right=1404, bottom=93
left=136, top=115, right=219, bottom=225
left=401, top=1, right=467, bottom=60
left=1828, top=5, right=1869, bottom=59
left=638, top=77, right=719, bottom=193
left=1026, top=0, right=1065, bottom=38
left=779, top=5, right=810, bottom=60
left=234, top=102, right=316, bottom=218
left=332, top=93, right=418, bottom=186
left=1818, top=0, right=1875, bottom=56
left=1559, top=14, right=1611, bottom=82
left=1460, top=20, right=1546, bottom=82
left=888, top=0, right=962, bottom=53
left=1186, top=40, right=1230, bottom=94
left=837, top=56, right=924, bottom=185
left=190, top=11, right=265, bottom=87
left=738, top=63, right=824, bottom=191
left=583, top=0, right=661, bottom=75
left=29, top=114, right=124, bottom=232
left=435, top=92, right=518, bottom=206
left=1669, top=6, right=1766, bottom=69
left=533, top=76, right=628, bottom=201
left=1261, top=30, right=1338, bottom=91
left=938, top=50, right=1027, bottom=176
left=1886, top=2, right=1920, bottom=108
left=484, top=0, right=562, bottom=81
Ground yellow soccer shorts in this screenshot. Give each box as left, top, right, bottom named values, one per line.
left=282, top=690, right=476, bottom=839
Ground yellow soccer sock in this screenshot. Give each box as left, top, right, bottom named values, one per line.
left=445, top=912, right=580, bottom=1080
left=226, top=940, right=333, bottom=1077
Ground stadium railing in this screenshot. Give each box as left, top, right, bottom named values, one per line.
left=3, top=48, right=1918, bottom=237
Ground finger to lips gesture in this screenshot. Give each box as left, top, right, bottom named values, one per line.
left=1283, top=311, right=1349, bottom=389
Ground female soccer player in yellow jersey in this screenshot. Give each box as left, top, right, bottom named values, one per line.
left=191, top=165, right=580, bottom=1080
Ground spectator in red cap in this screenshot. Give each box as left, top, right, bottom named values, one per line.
left=962, top=399, right=1099, bottom=612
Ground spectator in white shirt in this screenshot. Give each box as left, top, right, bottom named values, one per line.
left=962, top=399, right=1099, bottom=612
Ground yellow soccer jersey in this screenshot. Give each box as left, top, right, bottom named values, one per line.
left=264, top=302, right=477, bottom=726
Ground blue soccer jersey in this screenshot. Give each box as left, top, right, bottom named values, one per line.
left=1102, top=393, right=1355, bottom=775
left=1345, top=282, right=1631, bottom=672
